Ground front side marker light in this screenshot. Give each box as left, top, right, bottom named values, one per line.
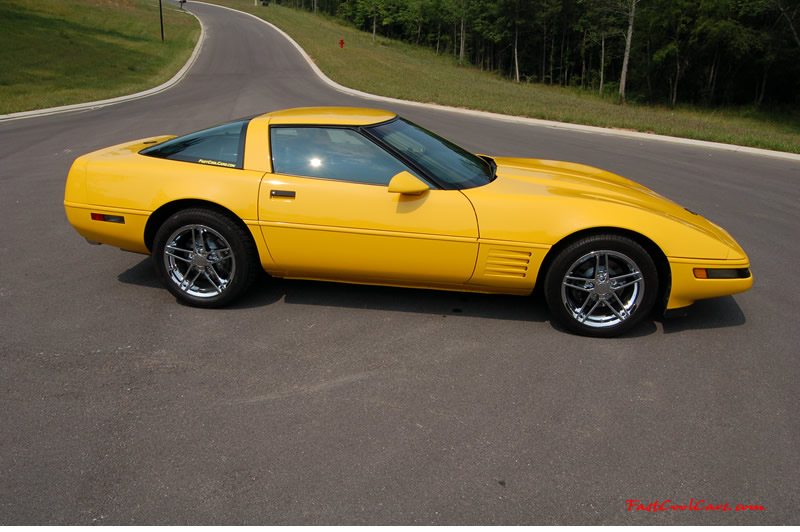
left=694, top=268, right=751, bottom=279
left=91, top=213, right=125, bottom=224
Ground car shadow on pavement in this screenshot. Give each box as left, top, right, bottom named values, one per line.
left=117, top=256, right=162, bottom=289
left=656, top=296, right=746, bottom=333
left=117, top=257, right=548, bottom=322
left=244, top=276, right=549, bottom=323
left=118, top=258, right=747, bottom=334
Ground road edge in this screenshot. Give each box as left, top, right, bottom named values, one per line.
left=5, top=1, right=798, bottom=163
left=199, top=2, right=800, bottom=163
left=0, top=6, right=206, bottom=123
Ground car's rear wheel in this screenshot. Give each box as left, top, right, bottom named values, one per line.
left=153, top=208, right=259, bottom=308
left=544, top=234, right=659, bottom=337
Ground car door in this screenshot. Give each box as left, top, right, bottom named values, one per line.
left=258, top=126, right=479, bottom=285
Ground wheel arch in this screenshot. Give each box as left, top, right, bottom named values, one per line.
left=534, top=227, right=671, bottom=312
left=144, top=199, right=253, bottom=252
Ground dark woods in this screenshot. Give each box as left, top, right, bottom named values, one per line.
left=284, top=0, right=800, bottom=108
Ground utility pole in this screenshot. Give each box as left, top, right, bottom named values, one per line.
left=159, top=0, right=165, bottom=42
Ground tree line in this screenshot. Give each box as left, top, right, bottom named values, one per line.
left=280, top=0, right=800, bottom=107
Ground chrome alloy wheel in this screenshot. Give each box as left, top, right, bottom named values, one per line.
left=162, top=224, right=236, bottom=298
left=560, top=250, right=645, bottom=329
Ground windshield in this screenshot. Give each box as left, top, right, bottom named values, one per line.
left=367, top=118, right=493, bottom=189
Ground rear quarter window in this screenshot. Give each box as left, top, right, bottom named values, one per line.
left=140, top=120, right=250, bottom=169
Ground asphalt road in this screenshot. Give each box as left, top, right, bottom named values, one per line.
left=1, top=1, right=798, bottom=525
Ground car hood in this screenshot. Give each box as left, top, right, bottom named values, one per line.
left=462, top=157, right=746, bottom=260
left=492, top=157, right=686, bottom=211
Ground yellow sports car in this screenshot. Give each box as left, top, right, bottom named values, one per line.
left=64, top=107, right=752, bottom=337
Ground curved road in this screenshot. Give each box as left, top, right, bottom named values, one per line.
left=1, top=2, right=798, bottom=525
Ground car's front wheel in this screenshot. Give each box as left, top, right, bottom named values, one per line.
left=153, top=208, right=259, bottom=308
left=544, top=234, right=659, bottom=337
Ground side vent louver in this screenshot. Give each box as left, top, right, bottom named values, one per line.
left=484, top=249, right=531, bottom=278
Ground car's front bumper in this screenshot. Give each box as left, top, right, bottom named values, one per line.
left=666, top=257, right=753, bottom=310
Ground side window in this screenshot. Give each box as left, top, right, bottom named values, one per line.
left=140, top=120, right=249, bottom=169
left=270, top=127, right=412, bottom=185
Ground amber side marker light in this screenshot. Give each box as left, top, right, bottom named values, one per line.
left=694, top=268, right=751, bottom=279
left=91, top=213, right=125, bottom=224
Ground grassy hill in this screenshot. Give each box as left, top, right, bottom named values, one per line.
left=0, top=0, right=199, bottom=114
left=2, top=0, right=797, bottom=154
left=208, top=0, right=800, bottom=154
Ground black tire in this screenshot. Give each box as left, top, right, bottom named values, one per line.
left=152, top=208, right=260, bottom=308
left=543, top=234, right=659, bottom=337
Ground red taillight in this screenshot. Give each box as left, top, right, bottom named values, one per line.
left=90, top=213, right=124, bottom=224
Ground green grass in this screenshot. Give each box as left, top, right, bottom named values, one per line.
left=209, top=0, right=800, bottom=154
left=5, top=0, right=796, bottom=153
left=0, top=0, right=200, bottom=114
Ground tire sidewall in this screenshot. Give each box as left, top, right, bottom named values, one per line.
left=153, top=209, right=256, bottom=308
left=544, top=235, right=659, bottom=337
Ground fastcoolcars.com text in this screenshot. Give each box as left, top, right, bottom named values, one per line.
left=626, top=499, right=764, bottom=512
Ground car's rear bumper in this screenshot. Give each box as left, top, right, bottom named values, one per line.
left=64, top=202, right=151, bottom=254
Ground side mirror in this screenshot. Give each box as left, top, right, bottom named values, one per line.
left=388, top=171, right=430, bottom=196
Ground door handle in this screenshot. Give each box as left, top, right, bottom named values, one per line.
left=270, top=189, right=296, bottom=199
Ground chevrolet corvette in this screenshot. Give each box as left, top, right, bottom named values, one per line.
left=64, top=107, right=752, bottom=336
